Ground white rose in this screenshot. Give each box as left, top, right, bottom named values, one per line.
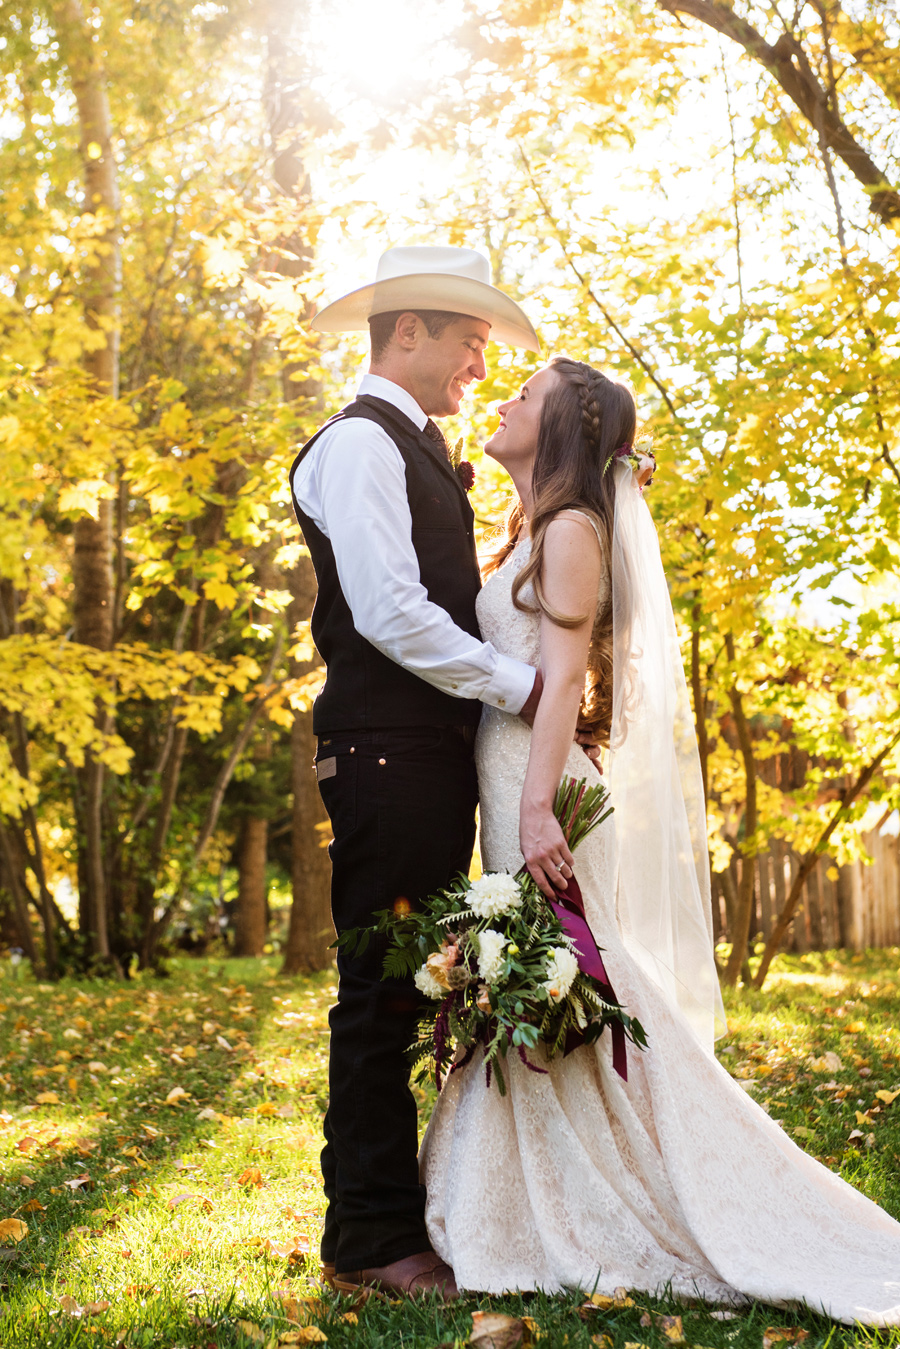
left=476, top=929, right=508, bottom=986
left=414, top=963, right=447, bottom=1000
left=543, top=946, right=579, bottom=1002
left=467, top=872, right=523, bottom=921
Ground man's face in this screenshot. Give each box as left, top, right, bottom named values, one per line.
left=405, top=315, right=490, bottom=417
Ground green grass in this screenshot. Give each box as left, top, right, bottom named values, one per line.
left=1, top=949, right=899, bottom=1347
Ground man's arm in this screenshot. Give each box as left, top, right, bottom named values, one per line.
left=294, top=419, right=537, bottom=714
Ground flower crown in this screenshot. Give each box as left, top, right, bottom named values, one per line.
left=604, top=436, right=655, bottom=477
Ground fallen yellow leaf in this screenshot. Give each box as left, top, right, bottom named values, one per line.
left=165, top=1086, right=190, bottom=1105
left=35, top=1091, right=61, bottom=1105
left=875, top=1089, right=900, bottom=1105
left=640, top=1312, right=684, bottom=1343
left=166, top=1192, right=212, bottom=1213
left=763, top=1331, right=810, bottom=1349
left=0, top=1219, right=28, bottom=1243
left=237, top=1321, right=266, bottom=1344
left=808, top=1052, right=843, bottom=1073
left=237, top=1166, right=263, bottom=1188
left=470, top=1310, right=526, bottom=1348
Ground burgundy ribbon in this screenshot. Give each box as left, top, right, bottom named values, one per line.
left=548, top=873, right=628, bottom=1081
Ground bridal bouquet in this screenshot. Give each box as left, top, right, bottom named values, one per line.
left=338, top=777, right=646, bottom=1094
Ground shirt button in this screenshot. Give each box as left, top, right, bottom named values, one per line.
left=451, top=682, right=458, bottom=690
left=378, top=758, right=386, bottom=765
left=498, top=698, right=506, bottom=707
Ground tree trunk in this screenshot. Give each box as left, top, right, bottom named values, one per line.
left=52, top=0, right=121, bottom=965
left=282, top=559, right=334, bottom=974
left=259, top=0, right=333, bottom=974
left=723, top=635, right=758, bottom=986
left=690, top=602, right=709, bottom=806
left=234, top=816, right=269, bottom=957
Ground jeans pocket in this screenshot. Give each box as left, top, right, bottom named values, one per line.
left=316, top=747, right=358, bottom=838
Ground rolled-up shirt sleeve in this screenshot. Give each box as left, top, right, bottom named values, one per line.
left=297, top=419, right=536, bottom=714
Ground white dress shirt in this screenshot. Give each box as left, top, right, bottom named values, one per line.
left=291, top=372, right=535, bottom=714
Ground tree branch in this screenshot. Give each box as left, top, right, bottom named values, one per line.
left=516, top=145, right=683, bottom=419
left=656, top=0, right=900, bottom=223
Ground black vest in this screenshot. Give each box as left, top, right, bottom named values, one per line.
left=289, top=395, right=483, bottom=733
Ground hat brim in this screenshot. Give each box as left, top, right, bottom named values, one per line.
left=310, top=273, right=541, bottom=353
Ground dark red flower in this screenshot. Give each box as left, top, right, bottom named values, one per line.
left=456, top=460, right=475, bottom=492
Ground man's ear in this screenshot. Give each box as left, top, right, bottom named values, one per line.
left=394, top=312, right=420, bottom=350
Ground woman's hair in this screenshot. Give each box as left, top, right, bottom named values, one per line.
left=484, top=356, right=637, bottom=745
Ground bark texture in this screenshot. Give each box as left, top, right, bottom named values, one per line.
left=53, top=0, right=121, bottom=964
left=722, top=635, right=758, bottom=987
left=234, top=816, right=269, bottom=957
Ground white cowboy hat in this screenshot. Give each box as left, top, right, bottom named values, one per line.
left=310, top=245, right=540, bottom=352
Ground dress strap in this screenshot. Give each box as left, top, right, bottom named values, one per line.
left=554, top=508, right=605, bottom=553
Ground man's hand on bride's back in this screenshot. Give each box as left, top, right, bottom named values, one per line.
left=575, top=720, right=603, bottom=772
left=518, top=668, right=543, bottom=727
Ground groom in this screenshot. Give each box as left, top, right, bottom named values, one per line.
left=290, top=246, right=541, bottom=1299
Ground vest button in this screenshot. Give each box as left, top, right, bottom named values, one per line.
left=378, top=758, right=386, bottom=765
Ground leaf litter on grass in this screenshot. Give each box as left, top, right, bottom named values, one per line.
left=3, top=952, right=900, bottom=1348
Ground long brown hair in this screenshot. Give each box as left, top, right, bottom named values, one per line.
left=484, top=356, right=637, bottom=744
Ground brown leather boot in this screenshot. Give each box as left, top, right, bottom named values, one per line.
left=333, top=1250, right=459, bottom=1301
left=321, top=1261, right=336, bottom=1288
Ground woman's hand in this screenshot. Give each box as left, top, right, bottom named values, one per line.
left=520, top=797, right=575, bottom=900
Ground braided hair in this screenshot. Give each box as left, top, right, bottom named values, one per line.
left=483, top=356, right=637, bottom=745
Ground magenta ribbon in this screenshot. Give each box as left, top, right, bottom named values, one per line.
left=548, top=872, right=628, bottom=1081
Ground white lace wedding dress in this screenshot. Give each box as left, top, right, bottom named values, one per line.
left=419, top=533, right=900, bottom=1323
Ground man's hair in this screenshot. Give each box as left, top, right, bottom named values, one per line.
left=367, top=309, right=479, bottom=361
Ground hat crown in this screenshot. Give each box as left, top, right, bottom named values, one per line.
left=374, top=245, right=491, bottom=288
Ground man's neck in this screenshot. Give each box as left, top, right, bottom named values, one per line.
left=367, top=364, right=435, bottom=417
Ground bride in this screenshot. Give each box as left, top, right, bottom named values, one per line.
left=419, top=355, right=900, bottom=1323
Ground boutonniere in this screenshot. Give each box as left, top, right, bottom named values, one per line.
left=450, top=437, right=475, bottom=493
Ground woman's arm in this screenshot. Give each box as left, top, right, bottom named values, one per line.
left=519, top=512, right=603, bottom=898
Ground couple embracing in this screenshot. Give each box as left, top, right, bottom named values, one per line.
left=290, top=246, right=900, bottom=1322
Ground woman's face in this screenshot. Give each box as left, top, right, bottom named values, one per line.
left=484, top=365, right=562, bottom=474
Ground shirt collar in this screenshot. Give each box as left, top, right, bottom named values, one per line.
left=358, top=372, right=428, bottom=432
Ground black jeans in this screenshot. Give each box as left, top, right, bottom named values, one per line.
left=315, top=725, right=478, bottom=1273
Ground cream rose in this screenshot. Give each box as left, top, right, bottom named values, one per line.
left=543, top=946, right=579, bottom=1002
left=476, top=929, right=508, bottom=986
left=414, top=963, right=446, bottom=1000
left=466, top=872, right=523, bottom=921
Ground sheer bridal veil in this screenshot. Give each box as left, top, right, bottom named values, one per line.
left=608, top=463, right=726, bottom=1053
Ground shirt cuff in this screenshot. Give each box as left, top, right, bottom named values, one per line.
left=481, top=654, right=537, bottom=716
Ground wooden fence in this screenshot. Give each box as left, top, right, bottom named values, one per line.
left=710, top=812, right=900, bottom=953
